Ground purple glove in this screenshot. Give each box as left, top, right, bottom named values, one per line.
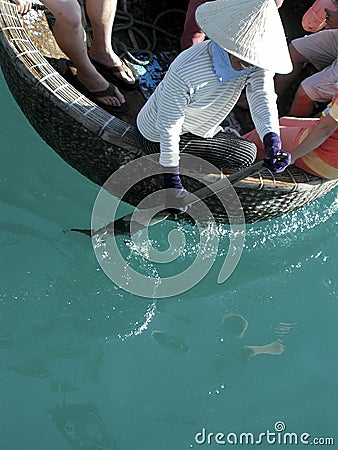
left=263, top=132, right=291, bottom=173
left=162, top=166, right=188, bottom=215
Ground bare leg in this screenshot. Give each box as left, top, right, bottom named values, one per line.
left=41, top=0, right=125, bottom=106
left=275, top=44, right=309, bottom=97
left=289, top=85, right=314, bottom=117
left=86, top=0, right=135, bottom=85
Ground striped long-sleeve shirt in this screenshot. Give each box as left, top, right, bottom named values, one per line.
left=137, top=40, right=280, bottom=167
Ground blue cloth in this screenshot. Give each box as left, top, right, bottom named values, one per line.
left=211, top=42, right=252, bottom=84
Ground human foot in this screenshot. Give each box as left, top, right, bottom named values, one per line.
left=76, top=71, right=126, bottom=107
left=88, top=52, right=137, bottom=90
left=73, top=74, right=128, bottom=116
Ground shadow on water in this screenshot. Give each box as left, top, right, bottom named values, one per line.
left=131, top=190, right=337, bottom=294
left=1, top=18, right=337, bottom=442
left=1, top=138, right=337, bottom=449
left=84, top=187, right=338, bottom=308
left=49, top=403, right=119, bottom=450
left=1, top=238, right=154, bottom=447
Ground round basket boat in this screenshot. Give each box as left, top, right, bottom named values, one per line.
left=0, top=0, right=337, bottom=223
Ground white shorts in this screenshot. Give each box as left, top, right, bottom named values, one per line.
left=292, top=29, right=338, bottom=102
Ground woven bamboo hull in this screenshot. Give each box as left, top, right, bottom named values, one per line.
left=0, top=0, right=337, bottom=223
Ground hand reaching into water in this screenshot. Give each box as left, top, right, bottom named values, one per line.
left=11, top=0, right=32, bottom=15
left=162, top=167, right=188, bottom=215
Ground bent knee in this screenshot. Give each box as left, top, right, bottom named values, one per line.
left=43, top=0, right=82, bottom=29
left=289, top=43, right=308, bottom=65
left=295, top=85, right=313, bottom=101
left=58, top=9, right=82, bottom=30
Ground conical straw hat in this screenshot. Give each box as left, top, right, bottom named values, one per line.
left=195, top=0, right=292, bottom=74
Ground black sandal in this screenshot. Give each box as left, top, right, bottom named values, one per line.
left=72, top=76, right=129, bottom=116
left=89, top=57, right=139, bottom=91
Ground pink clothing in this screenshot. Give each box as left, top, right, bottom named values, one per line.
left=244, top=118, right=321, bottom=175
left=180, top=0, right=284, bottom=50
left=244, top=92, right=338, bottom=178
left=180, top=0, right=209, bottom=50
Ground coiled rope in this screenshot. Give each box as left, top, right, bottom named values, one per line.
left=32, top=1, right=185, bottom=66
left=112, top=8, right=186, bottom=65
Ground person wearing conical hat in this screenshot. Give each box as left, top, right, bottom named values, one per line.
left=136, top=0, right=293, bottom=211
left=180, top=0, right=285, bottom=51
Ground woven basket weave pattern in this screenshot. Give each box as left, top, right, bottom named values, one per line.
left=0, top=0, right=337, bottom=223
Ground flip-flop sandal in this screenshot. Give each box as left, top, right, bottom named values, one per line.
left=73, top=77, right=129, bottom=116
left=89, top=57, right=139, bottom=91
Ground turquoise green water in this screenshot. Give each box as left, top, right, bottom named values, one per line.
left=1, top=69, right=338, bottom=449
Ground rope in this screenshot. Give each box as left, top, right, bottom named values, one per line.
left=31, top=2, right=186, bottom=66
left=111, top=8, right=186, bottom=65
